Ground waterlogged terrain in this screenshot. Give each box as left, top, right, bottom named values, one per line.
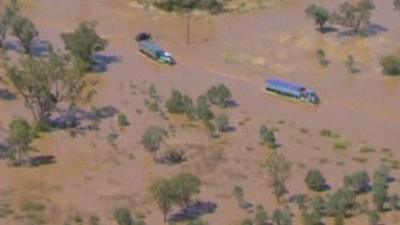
left=1, top=0, right=400, bottom=225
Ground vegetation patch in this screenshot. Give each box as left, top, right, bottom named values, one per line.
left=381, top=54, right=400, bottom=76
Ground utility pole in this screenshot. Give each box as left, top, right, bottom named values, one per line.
left=186, top=9, right=191, bottom=45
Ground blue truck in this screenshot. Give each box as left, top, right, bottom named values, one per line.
left=265, top=78, right=320, bottom=104
left=136, top=33, right=175, bottom=65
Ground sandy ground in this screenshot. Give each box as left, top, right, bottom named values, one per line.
left=1, top=0, right=400, bottom=224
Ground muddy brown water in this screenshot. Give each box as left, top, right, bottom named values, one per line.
left=1, top=0, right=400, bottom=224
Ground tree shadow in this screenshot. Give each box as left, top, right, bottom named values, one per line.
left=338, top=24, right=388, bottom=37
left=0, top=88, right=16, bottom=101
left=168, top=200, right=217, bottom=222
left=50, top=106, right=119, bottom=129
left=319, top=26, right=338, bottom=33
left=0, top=143, right=9, bottom=159
left=3, top=41, right=23, bottom=53
left=28, top=155, right=56, bottom=167
left=92, top=54, right=121, bottom=73
left=31, top=40, right=52, bottom=57
left=225, top=100, right=239, bottom=108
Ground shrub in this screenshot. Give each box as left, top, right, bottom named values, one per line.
left=165, top=148, right=185, bottom=164
left=117, top=113, right=130, bottom=127
left=114, top=208, right=133, bottom=225
left=381, top=54, right=400, bottom=76
left=166, top=90, right=193, bottom=114
left=192, top=95, right=214, bottom=121
left=141, top=126, right=168, bottom=151
left=254, top=205, right=268, bottom=225
left=305, top=169, right=327, bottom=192
left=215, top=114, right=229, bottom=132
left=241, top=218, right=253, bottom=225
left=317, top=49, right=329, bottom=66
left=343, top=171, right=370, bottom=194
left=206, top=84, right=232, bottom=108
left=302, top=210, right=322, bottom=225
left=260, top=125, right=278, bottom=149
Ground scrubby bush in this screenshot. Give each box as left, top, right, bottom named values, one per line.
left=317, top=49, right=329, bottom=66
left=215, top=114, right=229, bottom=132
left=325, top=188, right=356, bottom=216
left=305, top=169, right=327, bottom=192
left=166, top=90, right=193, bottom=114
left=165, top=148, right=185, bottom=164
left=302, top=210, right=322, bottom=225
left=368, top=211, right=380, bottom=225
left=117, top=113, right=130, bottom=127
left=141, top=126, right=168, bottom=151
left=343, top=171, right=370, bottom=194
left=206, top=84, right=232, bottom=108
left=192, top=95, right=214, bottom=121
left=254, top=205, right=268, bottom=225
left=114, top=208, right=133, bottom=225
left=260, top=125, right=278, bottom=149
left=380, top=54, right=400, bottom=76
left=241, top=218, right=253, bottom=225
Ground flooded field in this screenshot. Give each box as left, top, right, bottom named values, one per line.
left=1, top=0, right=400, bottom=224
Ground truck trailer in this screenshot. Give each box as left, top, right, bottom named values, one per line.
left=265, top=78, right=320, bottom=104
left=136, top=33, right=175, bottom=65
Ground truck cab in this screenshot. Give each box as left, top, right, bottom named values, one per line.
left=157, top=51, right=175, bottom=65
left=300, top=88, right=320, bottom=104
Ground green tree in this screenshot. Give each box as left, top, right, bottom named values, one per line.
left=206, top=84, right=232, bottom=108
left=305, top=4, right=331, bottom=33
left=0, top=0, right=19, bottom=48
left=265, top=152, right=291, bottom=203
left=6, top=51, right=86, bottom=123
left=114, top=208, right=133, bottom=225
left=151, top=178, right=178, bottom=224
left=304, top=169, right=327, bottom=192
left=8, top=118, right=34, bottom=166
left=11, top=16, right=38, bottom=54
left=343, top=171, right=370, bottom=194
left=141, top=126, right=168, bottom=151
left=260, top=125, right=278, bottom=149
left=61, top=21, right=107, bottom=72
left=174, top=173, right=201, bottom=208
left=332, top=0, right=375, bottom=35
left=254, top=205, right=268, bottom=225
